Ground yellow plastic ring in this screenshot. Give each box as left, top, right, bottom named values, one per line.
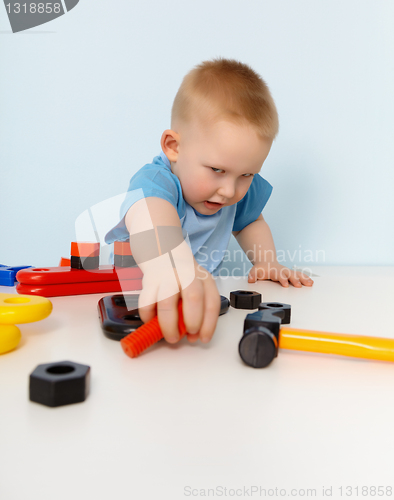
left=0, top=324, right=21, bottom=354
left=0, top=293, right=52, bottom=324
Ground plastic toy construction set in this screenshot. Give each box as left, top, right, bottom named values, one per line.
left=2, top=240, right=394, bottom=409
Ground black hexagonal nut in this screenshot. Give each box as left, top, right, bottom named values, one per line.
left=258, top=302, right=291, bottom=324
left=230, top=290, right=262, bottom=310
left=29, top=361, right=90, bottom=407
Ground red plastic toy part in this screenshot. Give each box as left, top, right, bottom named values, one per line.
left=70, top=242, right=100, bottom=257
left=16, top=279, right=142, bottom=297
left=16, top=266, right=143, bottom=285
left=121, top=300, right=187, bottom=358
left=59, top=258, right=71, bottom=267
left=114, top=240, right=132, bottom=256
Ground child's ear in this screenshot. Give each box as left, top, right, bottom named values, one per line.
left=161, top=130, right=180, bottom=162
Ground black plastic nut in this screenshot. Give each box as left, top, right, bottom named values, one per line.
left=258, top=302, right=291, bottom=324
left=230, top=290, right=262, bottom=310
left=29, top=361, right=90, bottom=407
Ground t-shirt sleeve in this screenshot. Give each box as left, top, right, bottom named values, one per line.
left=232, top=174, right=273, bottom=232
left=104, top=163, right=180, bottom=244
left=120, top=164, right=179, bottom=215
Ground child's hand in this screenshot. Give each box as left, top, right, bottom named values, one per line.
left=247, top=262, right=314, bottom=288
left=137, top=257, right=221, bottom=345
left=181, top=263, right=221, bottom=344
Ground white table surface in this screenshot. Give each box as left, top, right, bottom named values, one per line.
left=1, top=267, right=394, bottom=500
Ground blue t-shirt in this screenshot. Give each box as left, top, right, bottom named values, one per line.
left=105, top=152, right=272, bottom=275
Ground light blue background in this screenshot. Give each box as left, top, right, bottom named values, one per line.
left=1, top=0, right=393, bottom=270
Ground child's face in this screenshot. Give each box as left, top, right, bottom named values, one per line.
left=169, top=117, right=272, bottom=215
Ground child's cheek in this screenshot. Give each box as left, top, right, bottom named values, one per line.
left=185, top=174, right=211, bottom=200
left=236, top=182, right=252, bottom=202
left=191, top=181, right=206, bottom=200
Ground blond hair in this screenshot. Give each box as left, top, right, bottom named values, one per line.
left=171, top=58, right=279, bottom=140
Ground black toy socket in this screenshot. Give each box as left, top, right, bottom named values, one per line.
left=239, top=302, right=292, bottom=368
left=230, top=290, right=262, bottom=310
left=258, top=302, right=291, bottom=324
left=239, top=327, right=278, bottom=368
left=29, top=361, right=90, bottom=407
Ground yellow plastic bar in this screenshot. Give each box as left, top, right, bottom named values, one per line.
left=279, top=327, right=394, bottom=362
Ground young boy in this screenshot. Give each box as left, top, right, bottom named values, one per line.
left=106, top=58, right=313, bottom=345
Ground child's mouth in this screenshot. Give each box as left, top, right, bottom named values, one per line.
left=204, top=201, right=223, bottom=210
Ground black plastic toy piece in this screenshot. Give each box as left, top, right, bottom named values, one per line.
left=29, top=361, right=90, bottom=407
left=258, top=302, right=291, bottom=324
left=70, top=255, right=100, bottom=270
left=114, top=254, right=137, bottom=268
left=239, top=326, right=278, bottom=368
left=98, top=294, right=142, bottom=341
left=219, top=295, right=230, bottom=316
left=239, top=302, right=292, bottom=368
left=98, top=294, right=230, bottom=341
left=230, top=290, right=262, bottom=309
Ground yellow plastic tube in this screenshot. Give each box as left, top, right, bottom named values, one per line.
left=280, top=327, right=394, bottom=362
left=0, top=293, right=52, bottom=324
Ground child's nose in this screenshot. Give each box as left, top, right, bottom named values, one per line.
left=217, top=181, right=236, bottom=200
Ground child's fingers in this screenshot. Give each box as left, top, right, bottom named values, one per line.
left=181, top=282, right=204, bottom=336
left=137, top=271, right=171, bottom=323
left=291, top=279, right=302, bottom=287
left=137, top=294, right=157, bottom=324
left=288, top=273, right=302, bottom=287
left=299, top=274, right=314, bottom=286
left=197, top=280, right=221, bottom=343
left=248, top=265, right=314, bottom=288
left=138, top=304, right=156, bottom=324
left=289, top=271, right=313, bottom=287
left=186, top=332, right=200, bottom=343
left=288, top=272, right=314, bottom=287
left=278, top=278, right=289, bottom=287
left=275, top=266, right=289, bottom=287
left=248, top=267, right=267, bottom=282
left=156, top=293, right=181, bottom=344
left=247, top=267, right=257, bottom=282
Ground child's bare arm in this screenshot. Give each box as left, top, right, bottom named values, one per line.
left=233, top=214, right=314, bottom=287
left=125, top=197, right=221, bottom=343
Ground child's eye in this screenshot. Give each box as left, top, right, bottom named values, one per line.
left=209, top=167, right=254, bottom=177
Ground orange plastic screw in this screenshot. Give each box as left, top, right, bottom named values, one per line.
left=120, top=300, right=187, bottom=358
